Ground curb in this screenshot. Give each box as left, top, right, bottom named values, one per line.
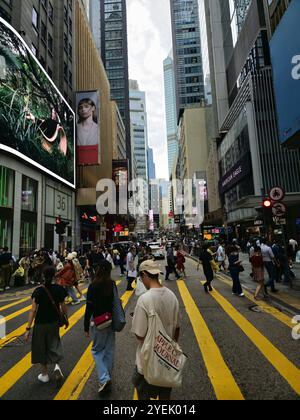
left=186, top=255, right=300, bottom=316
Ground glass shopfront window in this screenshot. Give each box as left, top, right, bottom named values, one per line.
left=0, top=166, right=14, bottom=208
left=0, top=213, right=13, bottom=249
left=22, top=176, right=38, bottom=212
left=20, top=219, right=37, bottom=256
left=0, top=166, right=14, bottom=248
left=20, top=176, right=38, bottom=256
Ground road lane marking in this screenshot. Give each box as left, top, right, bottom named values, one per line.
left=0, top=288, right=88, bottom=328
left=0, top=289, right=90, bottom=350
left=177, top=281, right=244, bottom=401
left=188, top=257, right=294, bottom=329
left=0, top=297, right=31, bottom=313
left=0, top=284, right=99, bottom=398
left=207, top=286, right=300, bottom=397
left=54, top=286, right=134, bottom=400
left=215, top=274, right=294, bottom=329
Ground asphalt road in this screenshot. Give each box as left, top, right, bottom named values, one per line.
left=0, top=257, right=299, bottom=401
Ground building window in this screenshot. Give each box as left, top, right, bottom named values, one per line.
left=32, top=7, right=39, bottom=30
left=22, top=176, right=38, bottom=213
left=0, top=166, right=14, bottom=208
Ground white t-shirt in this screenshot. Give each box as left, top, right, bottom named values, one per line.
left=77, top=122, right=99, bottom=146
left=126, top=252, right=135, bottom=272
left=131, top=287, right=180, bottom=375
left=217, top=246, right=225, bottom=262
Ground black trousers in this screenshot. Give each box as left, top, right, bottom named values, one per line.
left=165, top=264, right=180, bottom=281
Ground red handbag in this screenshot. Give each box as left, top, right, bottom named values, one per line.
left=94, top=312, right=112, bottom=331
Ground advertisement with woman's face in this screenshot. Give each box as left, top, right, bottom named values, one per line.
left=0, top=18, right=75, bottom=188
left=76, top=91, right=100, bottom=165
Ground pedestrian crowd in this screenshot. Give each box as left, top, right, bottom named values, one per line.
left=1, top=234, right=299, bottom=401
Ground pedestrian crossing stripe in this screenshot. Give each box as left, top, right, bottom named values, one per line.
left=177, top=281, right=244, bottom=401
left=0, top=284, right=97, bottom=398
left=190, top=257, right=295, bottom=330
left=0, top=288, right=89, bottom=349
left=54, top=287, right=134, bottom=400
left=206, top=285, right=300, bottom=397
left=216, top=274, right=294, bottom=329
left=0, top=297, right=31, bottom=313
left=0, top=288, right=89, bottom=327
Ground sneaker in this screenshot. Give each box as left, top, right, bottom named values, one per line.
left=71, top=301, right=81, bottom=306
left=98, top=381, right=112, bottom=395
left=0, top=288, right=4, bottom=292
left=38, top=374, right=50, bottom=384
left=5, top=287, right=10, bottom=291
left=80, top=296, right=86, bottom=302
left=239, top=293, right=245, bottom=297
left=54, top=365, right=64, bottom=387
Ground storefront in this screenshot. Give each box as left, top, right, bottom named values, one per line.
left=0, top=165, right=14, bottom=249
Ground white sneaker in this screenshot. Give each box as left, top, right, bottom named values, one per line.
left=38, top=374, right=50, bottom=383
left=239, top=293, right=245, bottom=297
left=5, top=287, right=10, bottom=291
left=80, top=296, right=86, bottom=302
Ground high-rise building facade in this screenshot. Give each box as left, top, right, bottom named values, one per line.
left=205, top=0, right=300, bottom=238
left=129, top=80, right=149, bottom=215
left=163, top=52, right=178, bottom=177
left=90, top=0, right=131, bottom=174
left=0, top=0, right=76, bottom=255
left=170, top=0, right=205, bottom=116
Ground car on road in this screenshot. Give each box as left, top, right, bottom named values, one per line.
left=148, top=242, right=165, bottom=260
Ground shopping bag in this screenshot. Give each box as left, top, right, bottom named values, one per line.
left=135, top=277, right=147, bottom=297
left=140, top=301, right=187, bottom=388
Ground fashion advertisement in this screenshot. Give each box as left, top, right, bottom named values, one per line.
left=76, top=91, right=100, bottom=166
left=0, top=18, right=75, bottom=188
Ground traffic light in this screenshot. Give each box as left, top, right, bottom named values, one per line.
left=263, top=199, right=272, bottom=209
left=262, top=199, right=273, bottom=225
left=55, top=217, right=69, bottom=235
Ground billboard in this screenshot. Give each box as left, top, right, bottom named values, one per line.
left=270, top=0, right=300, bottom=147
left=0, top=18, right=75, bottom=188
left=76, top=91, right=100, bottom=165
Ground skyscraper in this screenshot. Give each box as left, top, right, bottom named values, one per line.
left=170, top=0, right=205, bottom=117
left=163, top=52, right=178, bottom=177
left=90, top=0, right=131, bottom=175
left=147, top=147, right=156, bottom=181
left=129, top=80, right=149, bottom=214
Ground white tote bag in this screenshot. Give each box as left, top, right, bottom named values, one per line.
left=140, top=300, right=187, bottom=388
left=135, top=277, right=147, bottom=297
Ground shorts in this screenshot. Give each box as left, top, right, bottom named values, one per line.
left=132, top=367, right=172, bottom=401
left=32, top=323, right=63, bottom=365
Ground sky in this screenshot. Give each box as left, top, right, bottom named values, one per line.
left=127, top=0, right=172, bottom=180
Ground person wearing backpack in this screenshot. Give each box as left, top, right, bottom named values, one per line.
left=24, top=267, right=69, bottom=385
left=132, top=260, right=181, bottom=400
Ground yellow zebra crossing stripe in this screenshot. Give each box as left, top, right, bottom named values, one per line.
left=0, top=297, right=31, bottom=313
left=54, top=287, right=134, bottom=400
left=0, top=289, right=89, bottom=348
left=0, top=284, right=100, bottom=398
left=216, top=274, right=294, bottom=328
left=207, top=285, right=300, bottom=396
left=177, top=281, right=244, bottom=400
left=190, top=257, right=294, bottom=329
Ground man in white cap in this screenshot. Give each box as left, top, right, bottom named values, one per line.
left=131, top=260, right=180, bottom=400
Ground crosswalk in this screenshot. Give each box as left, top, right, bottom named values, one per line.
left=0, top=267, right=299, bottom=401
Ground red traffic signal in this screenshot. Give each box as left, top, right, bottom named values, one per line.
left=263, top=199, right=272, bottom=208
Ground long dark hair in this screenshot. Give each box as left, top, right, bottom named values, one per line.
left=93, top=260, right=113, bottom=295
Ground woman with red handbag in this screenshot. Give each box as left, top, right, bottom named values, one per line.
left=84, top=260, right=116, bottom=396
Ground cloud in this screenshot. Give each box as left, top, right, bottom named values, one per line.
left=127, top=0, right=172, bottom=179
